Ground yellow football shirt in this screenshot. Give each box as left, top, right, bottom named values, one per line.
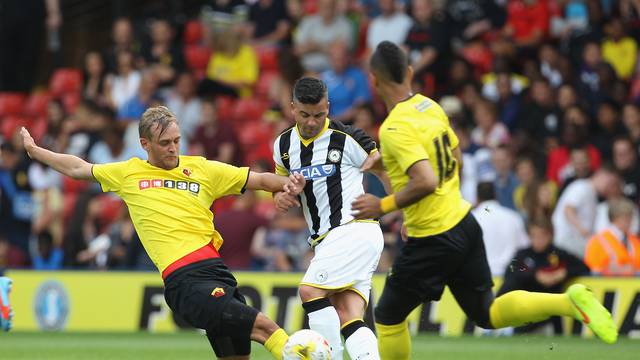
left=380, top=94, right=471, bottom=237
left=92, top=156, right=249, bottom=273
left=602, top=36, right=638, bottom=80
left=206, top=44, right=258, bottom=98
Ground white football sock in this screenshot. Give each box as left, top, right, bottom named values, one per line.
left=308, top=306, right=343, bottom=360
left=345, top=327, right=380, bottom=360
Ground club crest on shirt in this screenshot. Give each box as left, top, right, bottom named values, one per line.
left=183, top=168, right=192, bottom=177
left=281, top=152, right=289, bottom=160
left=328, top=149, right=342, bottom=163
left=315, top=270, right=328, bottom=283
left=211, top=287, right=225, bottom=298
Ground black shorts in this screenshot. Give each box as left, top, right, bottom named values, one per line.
left=164, top=258, right=259, bottom=357
left=375, top=212, right=495, bottom=327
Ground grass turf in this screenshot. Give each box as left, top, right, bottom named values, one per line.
left=1, top=332, right=636, bottom=360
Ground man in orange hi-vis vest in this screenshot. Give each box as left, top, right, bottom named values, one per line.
left=585, top=197, right=640, bottom=275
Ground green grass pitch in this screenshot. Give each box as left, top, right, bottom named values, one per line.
left=1, top=332, right=637, bottom=360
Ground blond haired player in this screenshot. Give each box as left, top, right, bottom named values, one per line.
left=21, top=106, right=306, bottom=359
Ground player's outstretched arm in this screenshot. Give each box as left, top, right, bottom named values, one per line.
left=246, top=172, right=306, bottom=195
left=20, top=127, right=95, bottom=181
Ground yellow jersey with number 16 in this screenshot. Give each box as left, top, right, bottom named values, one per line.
left=379, top=94, right=471, bottom=237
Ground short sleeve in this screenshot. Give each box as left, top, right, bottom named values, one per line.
left=380, top=120, right=429, bottom=173
left=344, top=136, right=370, bottom=168
left=92, top=161, right=129, bottom=193
left=272, top=138, right=289, bottom=176
left=205, top=161, right=250, bottom=197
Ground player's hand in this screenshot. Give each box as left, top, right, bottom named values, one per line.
left=351, top=193, right=383, bottom=219
left=283, top=173, right=306, bottom=195
left=273, top=191, right=300, bottom=212
left=20, top=127, right=36, bottom=158
left=360, top=150, right=383, bottom=173
left=400, top=224, right=408, bottom=242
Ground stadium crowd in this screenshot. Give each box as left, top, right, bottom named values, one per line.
left=1, top=0, right=639, bottom=285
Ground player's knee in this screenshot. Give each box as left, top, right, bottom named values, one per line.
left=298, top=285, right=328, bottom=303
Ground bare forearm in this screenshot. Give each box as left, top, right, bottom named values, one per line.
left=247, top=172, right=288, bottom=193
left=394, top=181, right=433, bottom=209
left=29, top=146, right=93, bottom=180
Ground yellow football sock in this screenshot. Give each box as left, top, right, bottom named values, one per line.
left=490, top=290, right=574, bottom=328
left=264, top=328, right=288, bottom=360
left=376, top=320, right=411, bottom=360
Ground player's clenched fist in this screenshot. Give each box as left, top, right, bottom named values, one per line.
left=273, top=191, right=301, bottom=212
left=351, top=193, right=383, bottom=219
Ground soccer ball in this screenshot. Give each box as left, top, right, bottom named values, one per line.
left=282, top=329, right=332, bottom=360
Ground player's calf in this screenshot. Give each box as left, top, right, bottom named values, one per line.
left=333, top=290, right=379, bottom=360
left=301, top=294, right=343, bottom=360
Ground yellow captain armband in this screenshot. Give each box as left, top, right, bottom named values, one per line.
left=380, top=194, right=398, bottom=214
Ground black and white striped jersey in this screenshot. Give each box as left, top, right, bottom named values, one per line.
left=273, top=119, right=377, bottom=242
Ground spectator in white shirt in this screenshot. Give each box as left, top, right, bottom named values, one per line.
left=294, top=0, right=353, bottom=72
left=366, top=0, right=413, bottom=51
left=105, top=50, right=141, bottom=110
left=472, top=182, right=529, bottom=276
left=551, top=165, right=620, bottom=258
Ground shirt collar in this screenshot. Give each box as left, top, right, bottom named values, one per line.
left=296, top=118, right=330, bottom=147
left=608, top=224, right=625, bottom=240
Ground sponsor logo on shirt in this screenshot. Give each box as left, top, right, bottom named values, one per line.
left=138, top=179, right=200, bottom=194
left=291, top=164, right=336, bottom=180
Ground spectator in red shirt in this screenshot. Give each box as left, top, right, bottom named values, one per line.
left=547, top=112, right=602, bottom=184
left=191, top=99, right=243, bottom=166
left=503, top=0, right=549, bottom=49
left=216, top=191, right=270, bottom=270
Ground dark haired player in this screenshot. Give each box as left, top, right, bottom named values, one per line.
left=274, top=77, right=383, bottom=360
left=352, top=41, right=617, bottom=359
